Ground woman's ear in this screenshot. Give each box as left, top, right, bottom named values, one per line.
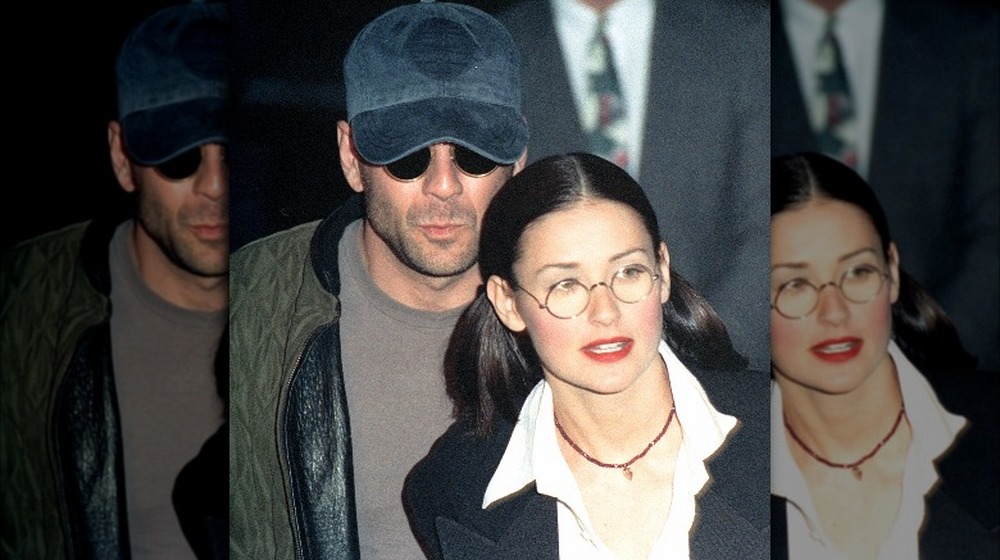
left=657, top=241, right=671, bottom=304
left=486, top=276, right=527, bottom=332
left=887, top=242, right=900, bottom=304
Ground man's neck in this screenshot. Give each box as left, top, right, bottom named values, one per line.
left=130, top=223, right=228, bottom=313
left=358, top=223, right=480, bottom=312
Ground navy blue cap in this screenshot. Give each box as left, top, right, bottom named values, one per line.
left=344, top=1, right=528, bottom=165
left=116, top=2, right=228, bottom=165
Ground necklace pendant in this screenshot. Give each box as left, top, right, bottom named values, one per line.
left=623, top=466, right=633, bottom=480
left=852, top=466, right=862, bottom=480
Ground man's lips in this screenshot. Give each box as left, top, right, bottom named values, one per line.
left=191, top=223, right=229, bottom=240
left=810, top=337, right=863, bottom=362
left=418, top=224, right=466, bottom=238
left=581, top=338, right=634, bottom=363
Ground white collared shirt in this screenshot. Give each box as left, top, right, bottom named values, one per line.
left=552, top=0, right=655, bottom=179
left=780, top=0, right=884, bottom=177
left=771, top=341, right=967, bottom=559
left=483, top=341, right=737, bottom=559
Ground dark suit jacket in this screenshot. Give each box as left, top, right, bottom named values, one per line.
left=495, top=0, right=771, bottom=371
left=771, top=0, right=1000, bottom=370
left=404, top=366, right=770, bottom=559
left=771, top=367, right=1000, bottom=558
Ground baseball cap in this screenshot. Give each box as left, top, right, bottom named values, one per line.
left=116, top=2, right=228, bottom=165
left=344, top=1, right=528, bottom=166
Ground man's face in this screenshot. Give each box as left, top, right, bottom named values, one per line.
left=357, top=143, right=518, bottom=278
left=129, top=143, right=229, bottom=277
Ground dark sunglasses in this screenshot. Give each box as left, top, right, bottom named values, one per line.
left=154, top=147, right=204, bottom=181
left=383, top=145, right=501, bottom=182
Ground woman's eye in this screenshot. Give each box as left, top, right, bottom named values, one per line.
left=846, top=264, right=878, bottom=279
left=550, top=279, right=579, bottom=294
left=619, top=265, right=646, bottom=279
left=781, top=278, right=811, bottom=293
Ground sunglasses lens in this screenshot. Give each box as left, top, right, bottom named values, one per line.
left=385, top=149, right=432, bottom=181
left=453, top=146, right=499, bottom=176
left=155, top=148, right=203, bottom=180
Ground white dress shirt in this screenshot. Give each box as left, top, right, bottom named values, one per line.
left=484, top=341, right=737, bottom=559
left=780, top=0, right=884, bottom=177
left=771, top=341, right=967, bottom=559
left=552, top=0, right=655, bottom=179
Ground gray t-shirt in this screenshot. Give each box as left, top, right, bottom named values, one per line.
left=339, top=220, right=463, bottom=559
left=108, top=222, right=226, bottom=559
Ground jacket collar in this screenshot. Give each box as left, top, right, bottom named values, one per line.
left=79, top=213, right=130, bottom=297
left=309, top=194, right=364, bottom=297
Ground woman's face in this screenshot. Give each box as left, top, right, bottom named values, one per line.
left=770, top=198, right=899, bottom=396
left=487, top=199, right=670, bottom=396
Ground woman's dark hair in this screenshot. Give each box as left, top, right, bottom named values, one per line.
left=771, top=152, right=976, bottom=373
left=448, top=153, right=747, bottom=435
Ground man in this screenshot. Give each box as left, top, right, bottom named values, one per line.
left=228, top=3, right=527, bottom=559
left=771, top=0, right=999, bottom=370
left=493, top=0, right=771, bottom=370
left=0, top=3, right=229, bottom=558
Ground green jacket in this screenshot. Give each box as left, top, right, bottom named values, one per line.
left=230, top=196, right=364, bottom=560
left=1, top=219, right=129, bottom=559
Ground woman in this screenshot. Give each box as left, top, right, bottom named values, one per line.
left=405, top=153, right=770, bottom=559
left=770, top=152, right=998, bottom=559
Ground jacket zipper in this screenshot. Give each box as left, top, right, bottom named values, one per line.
left=278, top=326, right=324, bottom=560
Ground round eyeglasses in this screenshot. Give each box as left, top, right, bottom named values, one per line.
left=382, top=144, right=501, bottom=182
left=513, top=264, right=661, bottom=319
left=771, top=264, right=891, bottom=319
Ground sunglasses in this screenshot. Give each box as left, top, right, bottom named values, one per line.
left=383, top=145, right=501, bottom=182
left=154, top=147, right=205, bottom=181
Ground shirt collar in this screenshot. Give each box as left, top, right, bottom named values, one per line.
left=551, top=0, right=653, bottom=31
left=484, top=340, right=737, bottom=509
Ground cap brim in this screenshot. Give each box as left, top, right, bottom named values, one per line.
left=121, top=97, right=227, bottom=165
left=351, top=98, right=528, bottom=165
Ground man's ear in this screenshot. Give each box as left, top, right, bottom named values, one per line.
left=887, top=242, right=900, bottom=304
left=486, top=275, right=527, bottom=332
left=108, top=121, right=136, bottom=193
left=657, top=241, right=671, bottom=304
left=337, top=121, right=365, bottom=194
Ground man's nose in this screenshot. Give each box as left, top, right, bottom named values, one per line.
left=193, top=144, right=227, bottom=201
left=421, top=144, right=463, bottom=201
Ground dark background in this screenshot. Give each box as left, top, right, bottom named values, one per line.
left=2, top=0, right=179, bottom=255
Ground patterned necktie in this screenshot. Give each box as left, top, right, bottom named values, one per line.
left=584, top=15, right=629, bottom=171
left=815, top=16, right=857, bottom=168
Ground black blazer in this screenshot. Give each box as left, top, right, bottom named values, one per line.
left=404, top=367, right=770, bottom=559
left=771, top=367, right=1000, bottom=559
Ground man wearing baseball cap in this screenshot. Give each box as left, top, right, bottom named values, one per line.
left=229, top=2, right=527, bottom=558
left=1, top=3, right=229, bottom=558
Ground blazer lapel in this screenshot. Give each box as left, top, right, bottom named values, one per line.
left=771, top=1, right=818, bottom=157
left=436, top=491, right=558, bottom=560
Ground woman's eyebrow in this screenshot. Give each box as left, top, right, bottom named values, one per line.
left=533, top=247, right=651, bottom=276
left=771, top=247, right=879, bottom=272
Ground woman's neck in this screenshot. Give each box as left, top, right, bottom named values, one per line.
left=779, top=354, right=903, bottom=460
left=549, top=357, right=674, bottom=461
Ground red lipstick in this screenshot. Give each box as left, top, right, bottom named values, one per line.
left=810, top=337, right=863, bottom=363
left=581, top=338, right=634, bottom=363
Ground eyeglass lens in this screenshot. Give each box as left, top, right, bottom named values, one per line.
left=773, top=265, right=887, bottom=319
left=543, top=265, right=657, bottom=319
left=155, top=147, right=203, bottom=181
left=384, top=145, right=499, bottom=181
